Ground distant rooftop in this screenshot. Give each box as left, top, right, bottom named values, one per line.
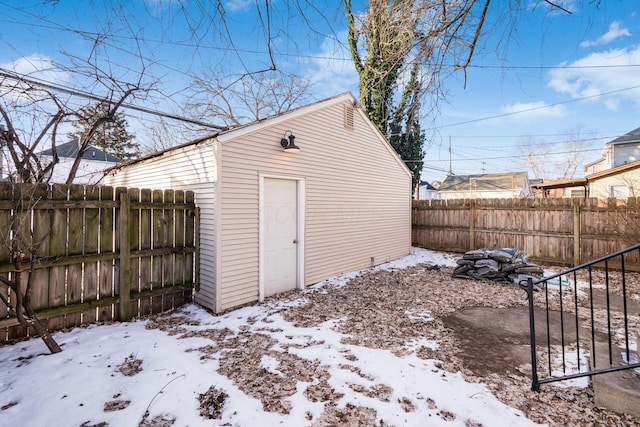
left=418, top=180, right=437, bottom=191
left=39, top=139, right=121, bottom=163
left=609, top=126, right=640, bottom=145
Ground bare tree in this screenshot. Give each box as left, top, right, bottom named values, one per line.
left=0, top=47, right=151, bottom=354
left=188, top=69, right=313, bottom=127
left=0, top=72, right=145, bottom=184
left=141, top=118, right=191, bottom=155
left=344, top=0, right=494, bottom=189
left=519, top=129, right=596, bottom=180
left=343, top=0, right=591, bottom=189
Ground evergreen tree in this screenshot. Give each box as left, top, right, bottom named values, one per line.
left=68, top=102, right=139, bottom=161
left=389, top=111, right=425, bottom=193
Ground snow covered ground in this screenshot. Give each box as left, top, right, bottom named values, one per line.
left=0, top=248, right=544, bottom=426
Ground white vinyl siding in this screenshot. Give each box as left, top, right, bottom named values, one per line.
left=104, top=140, right=218, bottom=309
left=217, top=95, right=411, bottom=311
left=104, top=93, right=411, bottom=314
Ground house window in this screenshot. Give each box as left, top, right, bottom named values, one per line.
left=609, top=185, right=629, bottom=199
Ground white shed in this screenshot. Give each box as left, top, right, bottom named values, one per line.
left=105, top=92, right=412, bottom=313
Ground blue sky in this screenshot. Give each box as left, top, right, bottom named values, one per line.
left=1, top=1, right=638, bottom=183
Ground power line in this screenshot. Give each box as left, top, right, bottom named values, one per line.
left=427, top=147, right=603, bottom=162
left=0, top=69, right=226, bottom=130
left=2, top=3, right=640, bottom=76
left=434, top=85, right=640, bottom=129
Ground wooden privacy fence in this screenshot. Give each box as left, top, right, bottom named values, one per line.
left=412, top=197, right=640, bottom=269
left=0, top=183, right=198, bottom=342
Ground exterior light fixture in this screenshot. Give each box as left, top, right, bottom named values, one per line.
left=280, top=131, right=300, bottom=152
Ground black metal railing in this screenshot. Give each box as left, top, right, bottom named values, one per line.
left=525, top=243, right=640, bottom=391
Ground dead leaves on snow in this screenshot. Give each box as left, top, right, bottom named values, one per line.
left=198, top=386, right=228, bottom=419
left=117, top=354, right=143, bottom=376
left=141, top=262, right=640, bottom=426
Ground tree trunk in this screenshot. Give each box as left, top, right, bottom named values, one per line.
left=25, top=315, right=62, bottom=353
left=13, top=264, right=62, bottom=354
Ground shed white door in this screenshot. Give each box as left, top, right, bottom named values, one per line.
left=264, top=178, right=298, bottom=296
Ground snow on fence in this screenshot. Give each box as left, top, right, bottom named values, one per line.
left=412, top=197, right=640, bottom=270
left=0, top=183, right=198, bottom=342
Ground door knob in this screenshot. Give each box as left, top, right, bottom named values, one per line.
left=293, top=239, right=298, bottom=244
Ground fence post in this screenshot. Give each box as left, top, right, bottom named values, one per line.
left=573, top=201, right=580, bottom=267
left=119, top=192, right=131, bottom=321
left=469, top=200, right=476, bottom=250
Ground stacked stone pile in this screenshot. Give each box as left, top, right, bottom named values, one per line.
left=452, top=247, right=544, bottom=285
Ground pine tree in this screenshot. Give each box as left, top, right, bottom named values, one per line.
left=389, top=112, right=425, bottom=192
left=68, top=102, right=139, bottom=161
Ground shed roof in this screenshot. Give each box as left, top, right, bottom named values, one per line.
left=39, top=139, right=121, bottom=162
left=109, top=92, right=411, bottom=179
left=438, top=172, right=529, bottom=192
left=530, top=178, right=587, bottom=191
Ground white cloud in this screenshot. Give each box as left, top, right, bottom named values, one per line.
left=304, top=30, right=359, bottom=99
left=580, top=21, right=631, bottom=48
left=500, top=101, right=568, bottom=123
left=1, top=54, right=68, bottom=83
left=547, top=44, right=640, bottom=110
left=224, top=0, right=254, bottom=12
left=530, top=0, right=580, bottom=16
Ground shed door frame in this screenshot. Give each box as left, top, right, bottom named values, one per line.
left=258, top=174, right=305, bottom=302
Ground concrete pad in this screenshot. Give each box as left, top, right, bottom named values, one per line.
left=442, top=306, right=585, bottom=377
left=591, top=339, right=640, bottom=418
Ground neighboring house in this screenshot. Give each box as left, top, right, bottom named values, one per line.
left=104, top=92, right=412, bottom=314
left=414, top=180, right=440, bottom=200
left=580, top=127, right=640, bottom=202
left=437, top=172, right=532, bottom=199
left=585, top=159, right=640, bottom=201
left=39, top=139, right=121, bottom=184
left=585, top=126, right=640, bottom=174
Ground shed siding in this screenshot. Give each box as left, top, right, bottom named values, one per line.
left=104, top=140, right=218, bottom=309
left=218, top=98, right=411, bottom=311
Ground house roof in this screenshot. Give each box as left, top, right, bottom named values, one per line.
left=40, top=139, right=121, bottom=162
left=438, top=172, right=529, bottom=192
left=609, top=126, right=640, bottom=145
left=418, top=180, right=437, bottom=191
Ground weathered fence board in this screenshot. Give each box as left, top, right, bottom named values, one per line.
left=413, top=197, right=640, bottom=270
left=0, top=183, right=197, bottom=343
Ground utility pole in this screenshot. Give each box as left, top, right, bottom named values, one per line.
left=0, top=126, right=4, bottom=180
left=448, top=136, right=452, bottom=176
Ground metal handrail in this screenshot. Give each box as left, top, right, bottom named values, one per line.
left=527, top=243, right=640, bottom=391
